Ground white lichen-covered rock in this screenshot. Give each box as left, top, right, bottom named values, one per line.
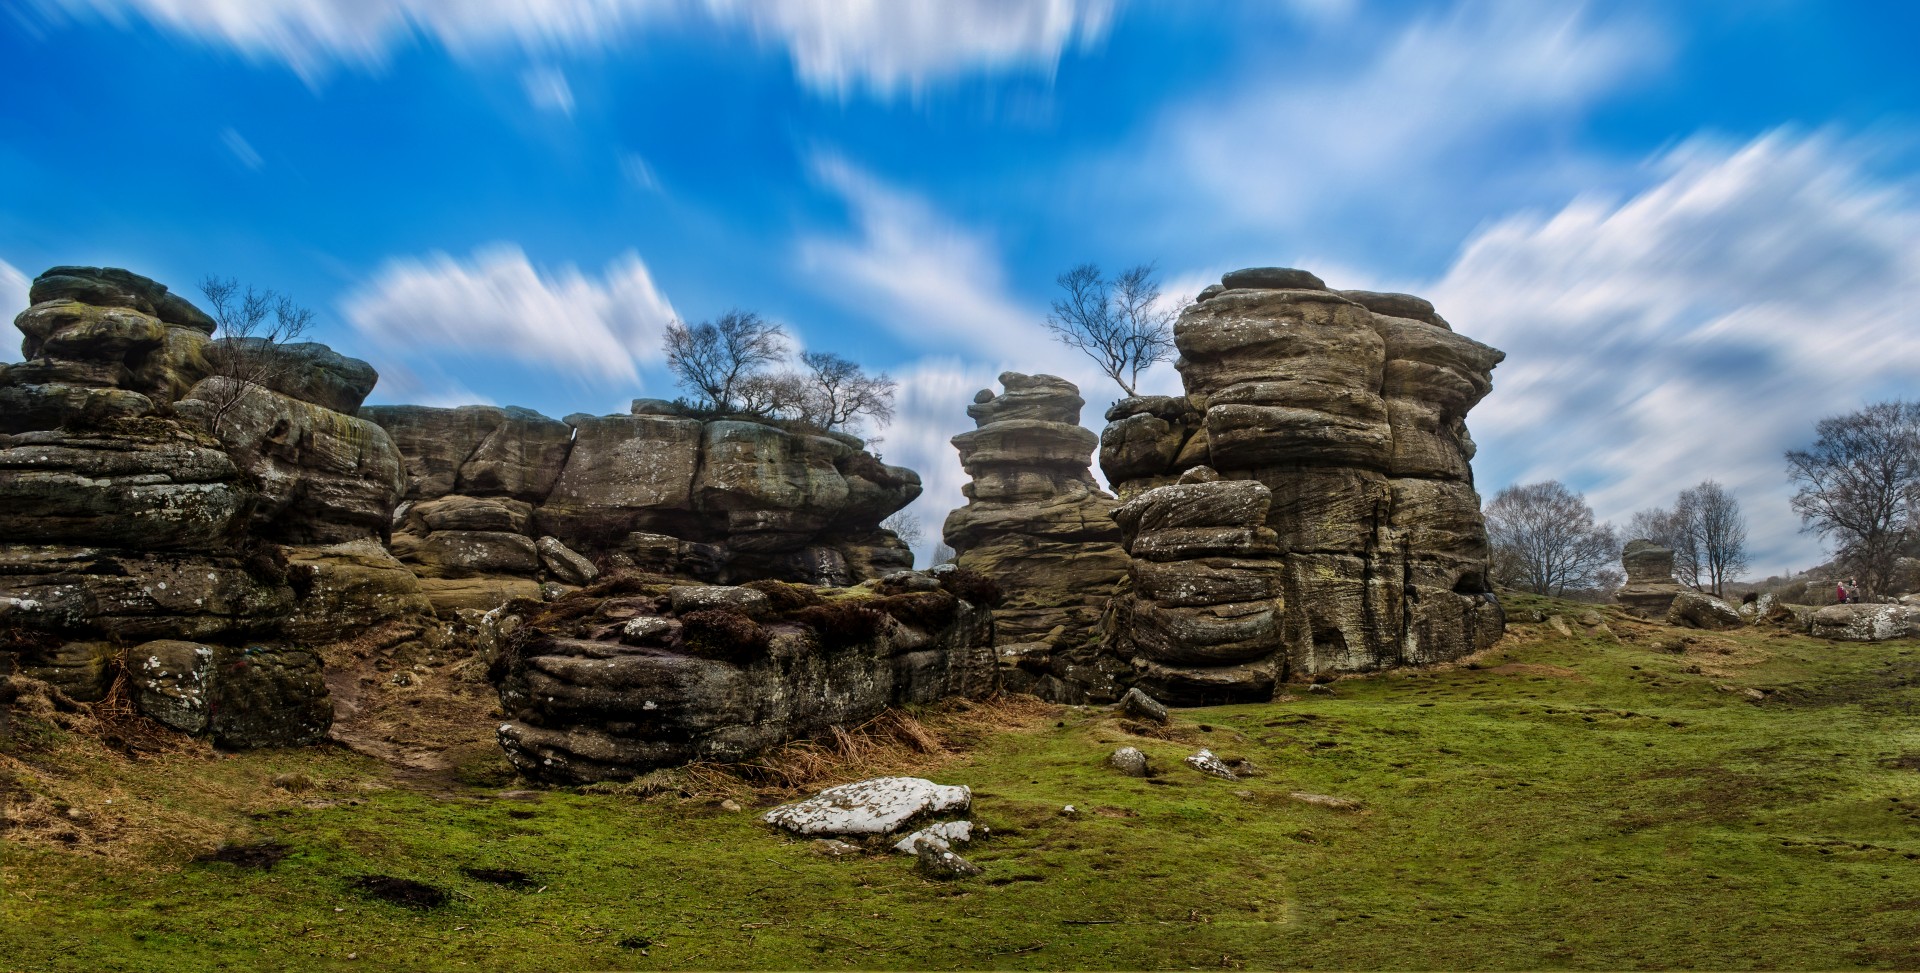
left=892, top=820, right=973, bottom=854
left=1185, top=748, right=1238, bottom=780
left=1810, top=603, right=1920, bottom=642
left=1107, top=746, right=1150, bottom=777
left=762, top=777, right=971, bottom=836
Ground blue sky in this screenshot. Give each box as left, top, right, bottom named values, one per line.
left=4, top=0, right=1918, bottom=576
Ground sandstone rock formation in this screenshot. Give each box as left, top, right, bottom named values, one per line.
left=361, top=400, right=919, bottom=602
left=1810, top=603, right=1920, bottom=641
left=1094, top=269, right=1505, bottom=700
left=1665, top=590, right=1745, bottom=631
left=0, top=266, right=432, bottom=745
left=1617, top=540, right=1686, bottom=617
left=492, top=573, right=997, bottom=782
left=941, top=373, right=1130, bottom=700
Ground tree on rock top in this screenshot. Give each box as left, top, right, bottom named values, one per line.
left=196, top=275, right=314, bottom=435
left=663, top=310, right=897, bottom=434
left=1044, top=262, right=1180, bottom=397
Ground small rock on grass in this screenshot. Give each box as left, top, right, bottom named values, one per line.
left=913, top=837, right=983, bottom=879
left=1289, top=791, right=1363, bottom=811
left=892, top=820, right=972, bottom=854
left=1107, top=746, right=1150, bottom=777
left=1185, top=748, right=1238, bottom=780
left=1549, top=616, right=1574, bottom=637
left=1116, top=686, right=1169, bottom=724
left=810, top=838, right=862, bottom=858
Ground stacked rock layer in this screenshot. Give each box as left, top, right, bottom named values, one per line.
left=941, top=374, right=1130, bottom=701
left=1616, top=540, right=1685, bottom=618
left=1102, top=268, right=1506, bottom=699
left=361, top=399, right=920, bottom=611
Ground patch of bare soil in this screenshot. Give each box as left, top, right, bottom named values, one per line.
left=1767, top=658, right=1920, bottom=712
left=350, top=875, right=449, bottom=909
left=321, top=622, right=506, bottom=794
left=195, top=841, right=291, bottom=869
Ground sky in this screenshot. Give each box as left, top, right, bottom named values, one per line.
left=3, top=0, right=1918, bottom=577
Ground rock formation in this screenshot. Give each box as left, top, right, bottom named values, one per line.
left=1096, top=268, right=1506, bottom=700
left=361, top=399, right=920, bottom=608
left=1809, top=603, right=1920, bottom=641
left=1616, top=541, right=1685, bottom=617
left=492, top=573, right=997, bottom=782
left=941, top=373, right=1130, bottom=700
left=0, top=266, right=385, bottom=746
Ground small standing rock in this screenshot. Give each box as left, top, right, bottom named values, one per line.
left=913, top=837, right=983, bottom=879
left=892, top=820, right=973, bottom=854
left=1107, top=746, right=1150, bottom=777
left=810, top=838, right=861, bottom=858
left=1185, top=748, right=1239, bottom=780
left=1117, top=687, right=1170, bottom=724
left=1548, top=616, right=1573, bottom=637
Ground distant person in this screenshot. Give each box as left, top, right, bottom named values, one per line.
left=1837, top=582, right=1848, bottom=604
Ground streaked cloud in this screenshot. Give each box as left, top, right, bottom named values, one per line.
left=220, top=127, right=263, bottom=169
left=520, top=65, right=574, bottom=116
left=1441, top=130, right=1920, bottom=575
left=50, top=0, right=1114, bottom=95
left=342, top=244, right=677, bottom=385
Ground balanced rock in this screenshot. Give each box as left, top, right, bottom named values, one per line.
left=942, top=373, right=1130, bottom=701
left=1617, top=540, right=1686, bottom=617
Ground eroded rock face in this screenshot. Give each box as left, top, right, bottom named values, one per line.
left=493, top=575, right=997, bottom=782
left=941, top=373, right=1130, bottom=700
left=1617, top=540, right=1685, bottom=617
left=1095, top=270, right=1505, bottom=698
left=362, top=404, right=921, bottom=594
left=1667, top=590, right=1745, bottom=631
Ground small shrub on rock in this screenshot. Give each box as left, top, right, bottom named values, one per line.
left=793, top=602, right=888, bottom=649
left=680, top=608, right=772, bottom=660
left=938, top=568, right=1003, bottom=608
left=742, top=579, right=825, bottom=613
left=873, top=591, right=959, bottom=631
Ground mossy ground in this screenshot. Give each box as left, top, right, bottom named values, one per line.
left=5, top=594, right=1920, bottom=970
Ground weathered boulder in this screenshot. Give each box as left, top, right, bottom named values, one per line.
left=180, top=378, right=404, bottom=543
left=131, top=640, right=216, bottom=734
left=280, top=539, right=438, bottom=646
left=13, top=640, right=116, bottom=702
left=493, top=577, right=997, bottom=782
left=207, top=339, right=379, bottom=414
left=1617, top=540, right=1686, bottom=617
left=1107, top=746, right=1150, bottom=777
left=393, top=530, right=540, bottom=579
left=1667, top=591, right=1745, bottom=631
left=209, top=644, right=331, bottom=748
left=763, top=777, right=971, bottom=837
left=942, top=374, right=1130, bottom=700
left=1, top=546, right=293, bottom=644
left=536, top=536, right=599, bottom=586
left=27, top=266, right=215, bottom=334
left=1810, top=603, right=1920, bottom=642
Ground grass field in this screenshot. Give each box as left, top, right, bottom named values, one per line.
left=5, top=593, right=1920, bottom=971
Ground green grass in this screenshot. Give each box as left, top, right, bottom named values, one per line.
left=6, top=593, right=1920, bottom=970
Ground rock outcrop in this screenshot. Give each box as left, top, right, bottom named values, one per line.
left=1809, top=603, right=1920, bottom=642
left=1665, top=590, right=1744, bottom=631
left=361, top=400, right=920, bottom=600
left=1093, top=269, right=1505, bottom=699
left=1617, top=540, right=1685, bottom=617
left=0, top=267, right=429, bottom=746
left=492, top=573, right=998, bottom=782
left=941, top=374, right=1130, bottom=700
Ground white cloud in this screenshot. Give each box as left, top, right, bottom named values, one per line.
left=220, top=127, right=263, bottom=169
left=53, top=0, right=1113, bottom=94
left=520, top=65, right=574, bottom=115
left=1, top=260, right=29, bottom=362
left=1131, top=1, right=1663, bottom=251
left=798, top=152, right=1042, bottom=356
left=1436, top=130, right=1920, bottom=576
left=342, top=244, right=677, bottom=385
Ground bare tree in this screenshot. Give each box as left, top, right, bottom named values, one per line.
left=882, top=511, right=923, bottom=550
left=1485, top=481, right=1620, bottom=597
left=1786, top=400, right=1920, bottom=598
left=1044, top=262, right=1180, bottom=397
left=734, top=370, right=810, bottom=421
left=663, top=310, right=787, bottom=413
left=196, top=275, right=314, bottom=434
left=799, top=351, right=897, bottom=433
left=930, top=541, right=957, bottom=566
left=1679, top=480, right=1749, bottom=597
